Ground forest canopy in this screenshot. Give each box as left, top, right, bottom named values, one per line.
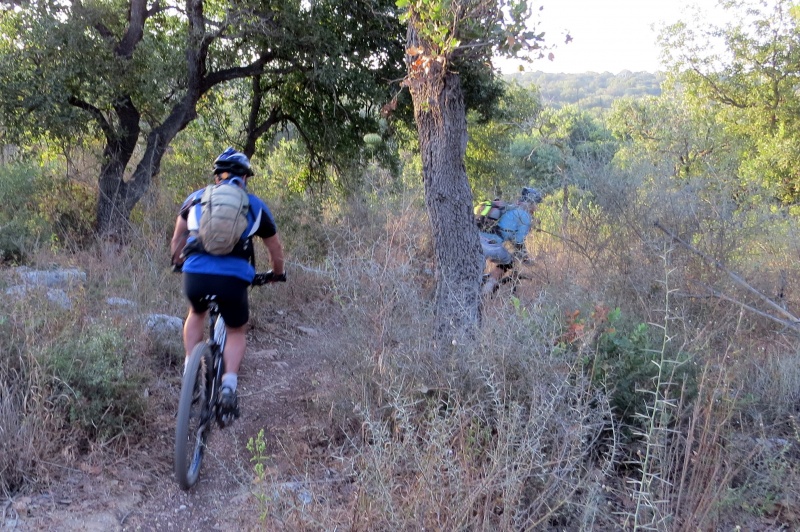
left=504, top=71, right=663, bottom=111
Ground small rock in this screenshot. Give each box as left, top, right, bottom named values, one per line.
left=16, top=267, right=86, bottom=289
left=5, top=285, right=27, bottom=296
left=144, top=314, right=184, bottom=362
left=5, top=285, right=73, bottom=309
left=297, top=489, right=312, bottom=505
left=107, top=297, right=136, bottom=307
left=46, top=289, right=72, bottom=310
left=297, top=326, right=319, bottom=337
left=145, top=314, right=184, bottom=334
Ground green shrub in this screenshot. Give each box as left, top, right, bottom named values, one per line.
left=44, top=324, right=145, bottom=442
left=38, top=177, right=96, bottom=249
left=576, top=307, right=697, bottom=437
left=0, top=163, right=49, bottom=262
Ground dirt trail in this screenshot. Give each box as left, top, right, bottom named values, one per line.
left=4, top=305, right=347, bottom=531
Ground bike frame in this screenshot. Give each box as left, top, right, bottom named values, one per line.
left=205, top=302, right=227, bottom=426
left=175, top=271, right=278, bottom=489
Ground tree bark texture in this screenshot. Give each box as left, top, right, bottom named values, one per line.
left=406, top=36, right=483, bottom=344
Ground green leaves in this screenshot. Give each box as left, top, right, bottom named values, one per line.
left=660, top=0, right=800, bottom=204
left=397, top=0, right=545, bottom=65
left=1, top=0, right=408, bottom=225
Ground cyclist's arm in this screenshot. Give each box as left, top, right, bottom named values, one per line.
left=513, top=211, right=531, bottom=247
left=170, top=215, right=189, bottom=266
left=262, top=234, right=285, bottom=276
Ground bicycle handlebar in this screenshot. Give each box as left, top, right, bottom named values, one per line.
left=252, top=270, right=287, bottom=286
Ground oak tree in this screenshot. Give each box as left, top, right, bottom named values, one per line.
left=0, top=0, right=404, bottom=235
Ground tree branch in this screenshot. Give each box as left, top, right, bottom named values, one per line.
left=115, top=0, right=149, bottom=59
left=690, top=66, right=748, bottom=109
left=654, top=220, right=800, bottom=330
left=67, top=96, right=114, bottom=141
left=243, top=76, right=285, bottom=157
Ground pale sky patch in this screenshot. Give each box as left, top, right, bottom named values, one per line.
left=498, top=0, right=724, bottom=74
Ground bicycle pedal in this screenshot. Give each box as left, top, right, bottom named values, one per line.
left=217, top=386, right=240, bottom=427
left=218, top=407, right=241, bottom=427
left=218, top=413, right=236, bottom=428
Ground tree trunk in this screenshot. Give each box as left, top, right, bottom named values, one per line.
left=95, top=127, right=177, bottom=237
left=94, top=0, right=205, bottom=237
left=96, top=167, right=133, bottom=238
left=406, top=41, right=483, bottom=345
left=95, top=96, right=141, bottom=238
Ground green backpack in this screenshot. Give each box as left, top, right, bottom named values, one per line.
left=474, top=199, right=507, bottom=233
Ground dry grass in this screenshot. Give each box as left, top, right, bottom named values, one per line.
left=3, top=158, right=799, bottom=530
left=0, top=291, right=83, bottom=495
left=247, top=173, right=800, bottom=530
left=0, top=219, right=178, bottom=495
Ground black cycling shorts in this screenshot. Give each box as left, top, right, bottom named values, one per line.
left=183, top=273, right=250, bottom=328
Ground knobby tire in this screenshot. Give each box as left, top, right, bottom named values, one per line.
left=174, top=342, right=212, bottom=490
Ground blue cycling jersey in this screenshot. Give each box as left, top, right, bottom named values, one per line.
left=179, top=184, right=278, bottom=283
left=495, top=206, right=531, bottom=246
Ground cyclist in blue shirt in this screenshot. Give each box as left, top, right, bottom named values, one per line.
left=480, top=187, right=542, bottom=295
left=170, top=148, right=286, bottom=424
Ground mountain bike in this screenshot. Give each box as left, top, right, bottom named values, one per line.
left=481, top=256, right=533, bottom=297
left=174, top=270, right=283, bottom=490
left=499, top=266, right=532, bottom=293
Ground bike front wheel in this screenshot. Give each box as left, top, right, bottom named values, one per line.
left=174, top=342, right=213, bottom=490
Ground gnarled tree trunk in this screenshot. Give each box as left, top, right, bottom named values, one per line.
left=406, top=28, right=483, bottom=345
left=93, top=0, right=257, bottom=237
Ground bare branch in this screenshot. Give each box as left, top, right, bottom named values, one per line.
left=67, top=96, right=114, bottom=140
left=654, top=220, right=800, bottom=330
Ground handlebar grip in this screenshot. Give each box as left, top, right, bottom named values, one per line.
left=252, top=270, right=287, bottom=286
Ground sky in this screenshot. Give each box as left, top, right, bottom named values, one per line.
left=498, top=0, right=720, bottom=74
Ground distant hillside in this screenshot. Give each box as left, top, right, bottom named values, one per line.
left=504, top=71, right=664, bottom=111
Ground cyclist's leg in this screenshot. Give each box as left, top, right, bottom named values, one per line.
left=216, top=278, right=249, bottom=422
left=480, top=232, right=513, bottom=294
left=182, top=274, right=211, bottom=369
left=216, top=279, right=249, bottom=381
left=182, top=309, right=206, bottom=359
left=219, top=325, right=246, bottom=423
left=221, top=325, right=247, bottom=376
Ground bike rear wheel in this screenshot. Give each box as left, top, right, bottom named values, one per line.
left=174, top=342, right=213, bottom=490
left=499, top=270, right=532, bottom=295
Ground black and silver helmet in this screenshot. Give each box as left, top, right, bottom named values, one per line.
left=520, top=186, right=543, bottom=204
left=213, top=147, right=254, bottom=177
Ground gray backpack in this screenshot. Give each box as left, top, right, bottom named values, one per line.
left=197, top=184, right=250, bottom=255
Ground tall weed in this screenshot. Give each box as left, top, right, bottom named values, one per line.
left=0, top=293, right=83, bottom=494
